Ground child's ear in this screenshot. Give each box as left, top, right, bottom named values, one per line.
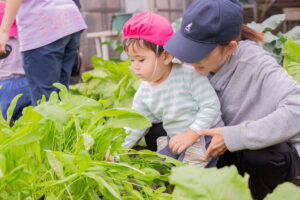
left=225, top=41, right=238, bottom=56
left=162, top=51, right=174, bottom=65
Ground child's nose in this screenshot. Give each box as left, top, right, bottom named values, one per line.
left=132, top=62, right=141, bottom=70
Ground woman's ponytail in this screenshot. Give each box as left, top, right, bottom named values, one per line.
left=241, top=24, right=264, bottom=43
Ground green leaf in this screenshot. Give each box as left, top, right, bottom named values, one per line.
left=0, top=153, right=6, bottom=177
left=169, top=165, right=252, bottom=200
left=95, top=108, right=151, bottom=129
left=77, top=150, right=91, bottom=173
left=0, top=121, right=47, bottom=150
left=83, top=172, right=121, bottom=200
left=6, top=94, right=22, bottom=123
left=45, top=194, right=57, bottom=200
left=284, top=26, right=300, bottom=40
left=264, top=182, right=300, bottom=200
left=247, top=14, right=285, bottom=33
left=133, top=167, right=160, bottom=181
left=82, top=133, right=94, bottom=151
left=264, top=31, right=279, bottom=43
left=31, top=141, right=42, bottom=163
left=262, top=14, right=286, bottom=32
left=46, top=150, right=64, bottom=179
left=82, top=68, right=108, bottom=82
left=247, top=21, right=265, bottom=32
left=34, top=104, right=70, bottom=126
left=283, top=37, right=300, bottom=84
left=282, top=37, right=300, bottom=63
left=124, top=183, right=144, bottom=200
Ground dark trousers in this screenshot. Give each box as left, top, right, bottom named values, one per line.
left=22, top=32, right=81, bottom=106
left=145, top=123, right=167, bottom=151
left=217, top=142, right=300, bottom=200
left=145, top=123, right=300, bottom=200
left=0, top=76, right=31, bottom=121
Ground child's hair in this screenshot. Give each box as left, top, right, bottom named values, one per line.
left=123, top=38, right=164, bottom=56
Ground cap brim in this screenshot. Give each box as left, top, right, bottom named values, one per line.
left=164, top=30, right=218, bottom=63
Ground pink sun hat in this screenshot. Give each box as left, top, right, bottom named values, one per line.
left=0, top=2, right=18, bottom=37
left=122, top=12, right=174, bottom=46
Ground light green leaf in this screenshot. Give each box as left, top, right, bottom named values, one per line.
left=53, top=83, right=69, bottom=101
left=95, top=108, right=151, bottom=129
left=283, top=37, right=300, bottom=84
left=82, top=133, right=94, bottom=151
left=247, top=14, right=285, bottom=33
left=264, top=31, right=279, bottom=43
left=264, top=182, right=300, bottom=200
left=262, top=14, right=286, bottom=32
left=247, top=21, right=264, bottom=32
left=31, top=141, right=42, bottom=163
left=46, top=150, right=64, bottom=179
left=82, top=68, right=108, bottom=82
left=133, top=167, right=160, bottom=181
left=169, top=165, right=252, bottom=200
left=6, top=94, right=22, bottom=123
left=45, top=193, right=57, bottom=200
left=0, top=153, right=6, bottom=177
left=77, top=150, right=91, bottom=173
left=0, top=122, right=47, bottom=150
left=83, top=172, right=121, bottom=200
left=34, top=104, right=70, bottom=126
left=105, top=114, right=151, bottom=129
left=284, top=26, right=300, bottom=40
left=282, top=37, right=300, bottom=63
left=124, top=183, right=144, bottom=200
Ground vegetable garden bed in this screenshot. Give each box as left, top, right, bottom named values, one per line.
left=1, top=14, right=300, bottom=200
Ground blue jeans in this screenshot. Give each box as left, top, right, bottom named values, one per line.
left=22, top=32, right=81, bottom=106
left=0, top=76, right=32, bottom=121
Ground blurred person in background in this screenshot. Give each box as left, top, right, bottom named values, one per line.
left=0, top=1, right=31, bottom=121
left=0, top=0, right=87, bottom=105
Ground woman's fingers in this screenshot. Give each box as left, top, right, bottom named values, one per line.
left=0, top=43, right=6, bottom=54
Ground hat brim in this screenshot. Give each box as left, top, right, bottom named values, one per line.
left=164, top=30, right=218, bottom=63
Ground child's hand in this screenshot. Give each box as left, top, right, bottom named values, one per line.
left=169, top=129, right=200, bottom=154
left=104, top=146, right=114, bottom=162
left=0, top=28, right=9, bottom=54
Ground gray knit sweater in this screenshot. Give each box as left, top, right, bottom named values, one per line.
left=208, top=40, right=300, bottom=155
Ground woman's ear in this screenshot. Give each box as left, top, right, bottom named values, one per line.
left=225, top=41, right=238, bottom=56
left=162, top=51, right=174, bottom=65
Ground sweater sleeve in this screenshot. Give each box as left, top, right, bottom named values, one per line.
left=122, top=86, right=158, bottom=148
left=223, top=60, right=300, bottom=152
left=189, top=72, right=222, bottom=133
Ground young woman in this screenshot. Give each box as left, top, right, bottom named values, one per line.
left=162, top=0, right=300, bottom=199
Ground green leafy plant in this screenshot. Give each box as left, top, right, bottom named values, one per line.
left=264, top=182, right=300, bottom=200
left=248, top=14, right=300, bottom=63
left=0, top=84, right=181, bottom=200
left=169, top=165, right=252, bottom=200
left=70, top=57, right=141, bottom=108
left=282, top=37, right=300, bottom=84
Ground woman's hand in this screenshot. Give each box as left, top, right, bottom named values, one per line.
left=169, top=129, right=200, bottom=154
left=0, top=28, right=9, bottom=54
left=198, top=128, right=227, bottom=161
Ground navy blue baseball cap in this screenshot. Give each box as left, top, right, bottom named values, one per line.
left=164, top=0, right=243, bottom=63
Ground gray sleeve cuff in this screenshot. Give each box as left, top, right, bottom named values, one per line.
left=223, top=126, right=247, bottom=152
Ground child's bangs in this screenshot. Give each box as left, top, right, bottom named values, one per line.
left=123, top=38, right=164, bottom=55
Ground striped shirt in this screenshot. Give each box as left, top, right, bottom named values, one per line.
left=123, top=64, right=222, bottom=149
